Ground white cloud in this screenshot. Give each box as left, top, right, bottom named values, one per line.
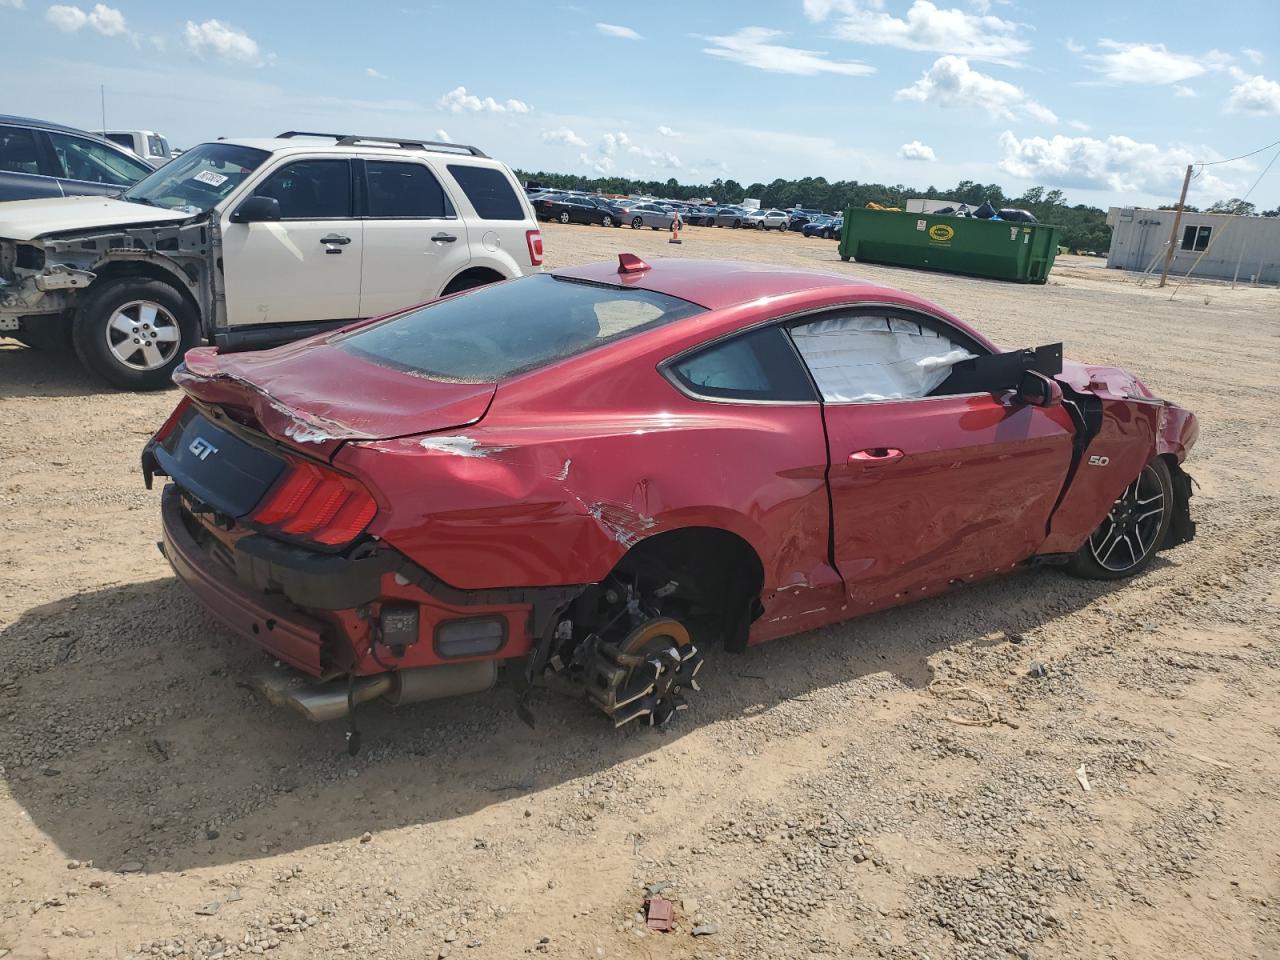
left=703, top=26, right=875, bottom=77
left=1241, top=47, right=1263, bottom=65
left=579, top=152, right=614, bottom=176
left=594, top=131, right=680, bottom=168
left=0, top=0, right=26, bottom=9
left=438, top=85, right=531, bottom=114
left=87, top=3, right=123, bottom=35
left=542, top=127, right=588, bottom=147
left=1227, top=74, right=1280, bottom=115
left=599, top=131, right=631, bottom=155
left=435, top=129, right=452, bottom=142
left=1172, top=83, right=1197, bottom=98
left=45, top=3, right=125, bottom=34
left=997, top=131, right=1228, bottom=194
left=897, top=56, right=1057, bottom=123
left=898, top=140, right=936, bottom=161
left=183, top=19, right=262, bottom=63
left=45, top=5, right=87, bottom=30
left=805, top=0, right=1029, bottom=65
left=596, top=22, right=642, bottom=40
left=657, top=125, right=680, bottom=137
left=1083, top=40, right=1206, bottom=85
left=1067, top=119, right=1089, bottom=131
left=366, top=67, right=387, bottom=79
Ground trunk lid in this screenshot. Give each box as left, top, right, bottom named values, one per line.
left=0, top=195, right=192, bottom=241
left=176, top=340, right=497, bottom=460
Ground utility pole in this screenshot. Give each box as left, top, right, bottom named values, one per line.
left=1158, top=163, right=1193, bottom=288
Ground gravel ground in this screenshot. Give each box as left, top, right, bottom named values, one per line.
left=1, top=222, right=1278, bottom=960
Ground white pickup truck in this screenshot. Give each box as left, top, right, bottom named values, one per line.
left=95, top=129, right=174, bottom=165
left=0, top=132, right=543, bottom=389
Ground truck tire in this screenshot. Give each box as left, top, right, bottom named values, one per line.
left=72, top=278, right=197, bottom=391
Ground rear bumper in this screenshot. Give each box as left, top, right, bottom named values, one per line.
left=160, top=484, right=330, bottom=675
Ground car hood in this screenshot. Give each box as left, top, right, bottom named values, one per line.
left=0, top=195, right=192, bottom=241
left=174, top=341, right=497, bottom=461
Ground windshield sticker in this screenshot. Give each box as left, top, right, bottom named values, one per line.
left=193, top=170, right=229, bottom=187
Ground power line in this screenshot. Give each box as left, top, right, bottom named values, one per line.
left=1196, top=137, right=1280, bottom=167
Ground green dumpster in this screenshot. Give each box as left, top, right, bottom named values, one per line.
left=838, top=208, right=1059, bottom=284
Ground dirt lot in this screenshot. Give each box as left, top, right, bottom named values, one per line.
left=2, top=223, right=1279, bottom=960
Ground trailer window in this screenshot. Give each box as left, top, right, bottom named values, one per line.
left=1180, top=225, right=1211, bottom=252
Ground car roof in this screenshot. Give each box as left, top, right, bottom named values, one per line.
left=555, top=257, right=909, bottom=312
left=207, top=137, right=508, bottom=166
left=0, top=114, right=135, bottom=147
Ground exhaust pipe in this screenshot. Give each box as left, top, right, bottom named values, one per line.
left=252, top=661, right=497, bottom=722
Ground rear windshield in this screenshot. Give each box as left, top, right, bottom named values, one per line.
left=338, top=274, right=705, bottom=382
left=446, top=164, right=524, bottom=220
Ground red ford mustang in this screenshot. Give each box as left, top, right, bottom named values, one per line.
left=143, top=255, right=1197, bottom=737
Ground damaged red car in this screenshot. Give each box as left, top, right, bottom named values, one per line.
left=143, top=255, right=1197, bottom=733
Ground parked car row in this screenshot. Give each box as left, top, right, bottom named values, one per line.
left=526, top=187, right=847, bottom=240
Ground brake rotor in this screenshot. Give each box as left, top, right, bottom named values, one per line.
left=587, top=616, right=703, bottom=728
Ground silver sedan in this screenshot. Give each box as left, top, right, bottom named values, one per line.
left=626, top=202, right=676, bottom=230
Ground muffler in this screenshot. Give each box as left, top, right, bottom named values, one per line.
left=252, top=660, right=497, bottom=722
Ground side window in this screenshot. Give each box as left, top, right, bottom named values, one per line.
left=47, top=131, right=150, bottom=185
left=669, top=326, right=816, bottom=402
left=789, top=312, right=978, bottom=403
left=1180, top=224, right=1211, bottom=252
left=105, top=133, right=133, bottom=149
left=366, top=160, right=453, bottom=218
left=0, top=125, right=43, bottom=175
left=446, top=164, right=524, bottom=220
left=254, top=159, right=351, bottom=219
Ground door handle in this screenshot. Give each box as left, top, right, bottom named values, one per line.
left=320, top=235, right=351, bottom=245
left=431, top=233, right=458, bottom=243
left=849, top=447, right=904, bottom=466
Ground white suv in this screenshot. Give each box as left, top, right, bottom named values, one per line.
left=0, top=131, right=543, bottom=389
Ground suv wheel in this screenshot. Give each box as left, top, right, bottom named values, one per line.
left=73, top=278, right=196, bottom=390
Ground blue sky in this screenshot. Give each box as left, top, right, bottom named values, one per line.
left=3, top=0, right=1278, bottom=208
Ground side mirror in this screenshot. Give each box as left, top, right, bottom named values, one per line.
left=1016, top=370, right=1063, bottom=408
left=230, top=195, right=281, bottom=223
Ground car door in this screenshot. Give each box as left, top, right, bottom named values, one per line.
left=220, top=157, right=362, bottom=328
left=789, top=308, right=1076, bottom=613
left=45, top=130, right=152, bottom=198
left=358, top=157, right=470, bottom=317
left=663, top=324, right=844, bottom=641
left=0, top=124, right=62, bottom=200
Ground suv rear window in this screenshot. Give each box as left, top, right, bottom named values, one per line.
left=338, top=274, right=704, bottom=382
left=446, top=164, right=524, bottom=220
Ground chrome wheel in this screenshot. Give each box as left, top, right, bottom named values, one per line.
left=104, top=300, right=182, bottom=372
left=558, top=212, right=571, bottom=224
left=602, top=214, right=613, bottom=227
left=1088, top=464, right=1167, bottom=573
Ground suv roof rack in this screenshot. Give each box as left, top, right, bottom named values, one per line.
left=276, top=131, right=488, bottom=158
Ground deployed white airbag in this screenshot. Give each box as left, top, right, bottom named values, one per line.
left=791, top=315, right=977, bottom=402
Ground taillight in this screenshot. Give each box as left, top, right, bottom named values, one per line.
left=525, top=229, right=544, bottom=266
left=153, top=396, right=192, bottom=444
left=251, top=459, right=377, bottom=547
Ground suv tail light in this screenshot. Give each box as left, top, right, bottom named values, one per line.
left=525, top=229, right=543, bottom=266
left=251, top=458, right=377, bottom=546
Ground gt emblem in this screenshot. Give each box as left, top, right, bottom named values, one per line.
left=1088, top=455, right=1110, bottom=466
left=189, top=436, right=219, bottom=461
